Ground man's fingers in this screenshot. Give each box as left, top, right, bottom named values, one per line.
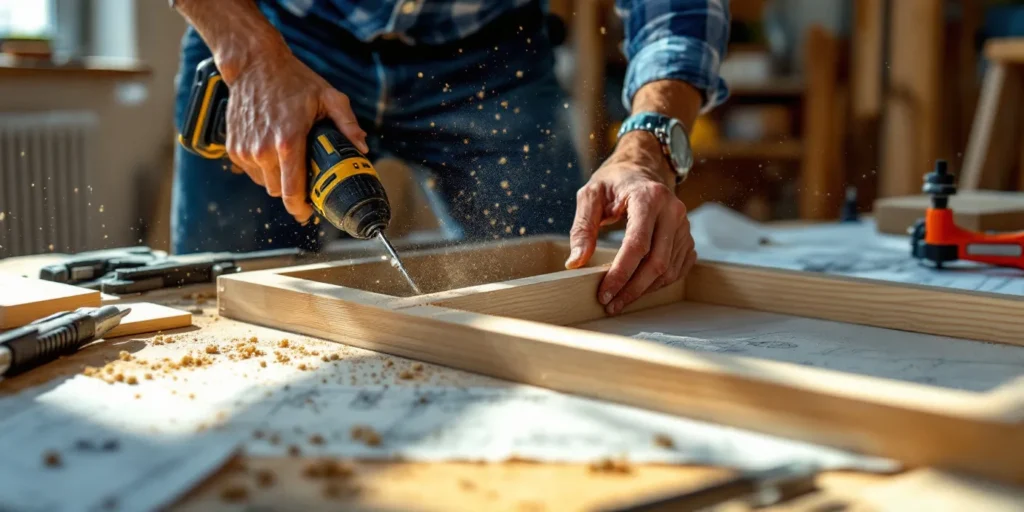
left=599, top=191, right=658, bottom=306
left=606, top=207, right=675, bottom=314
left=323, top=89, right=369, bottom=154
left=277, top=134, right=314, bottom=223
left=566, top=184, right=605, bottom=269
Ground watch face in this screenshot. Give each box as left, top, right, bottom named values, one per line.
left=668, top=122, right=692, bottom=173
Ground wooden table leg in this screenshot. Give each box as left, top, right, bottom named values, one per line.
left=962, top=62, right=1024, bottom=190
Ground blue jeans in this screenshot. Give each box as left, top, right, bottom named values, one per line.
left=171, top=3, right=581, bottom=254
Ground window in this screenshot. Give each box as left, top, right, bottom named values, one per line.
left=0, top=0, right=54, bottom=38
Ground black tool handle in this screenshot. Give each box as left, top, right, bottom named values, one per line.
left=1, top=323, right=85, bottom=377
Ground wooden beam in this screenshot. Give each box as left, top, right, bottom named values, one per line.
left=851, top=0, right=885, bottom=120
left=961, top=63, right=1023, bottom=190
left=881, top=0, right=945, bottom=197
left=0, top=276, right=101, bottom=329
left=218, top=266, right=1023, bottom=483
left=103, top=303, right=192, bottom=339
left=984, top=38, right=1024, bottom=64
left=685, top=262, right=1024, bottom=348
left=800, top=26, right=843, bottom=219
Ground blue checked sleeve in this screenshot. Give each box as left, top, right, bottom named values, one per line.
left=615, top=0, right=731, bottom=113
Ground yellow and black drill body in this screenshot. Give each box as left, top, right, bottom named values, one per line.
left=178, top=57, right=392, bottom=240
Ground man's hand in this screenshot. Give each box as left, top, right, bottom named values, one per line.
left=173, top=0, right=368, bottom=224
left=565, top=131, right=696, bottom=315
left=223, top=52, right=368, bottom=223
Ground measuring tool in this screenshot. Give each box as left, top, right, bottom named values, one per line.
left=177, top=57, right=420, bottom=294
left=911, top=160, right=1024, bottom=270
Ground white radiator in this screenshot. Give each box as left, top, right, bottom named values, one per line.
left=0, top=112, right=97, bottom=257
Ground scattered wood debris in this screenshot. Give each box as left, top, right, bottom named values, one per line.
left=588, top=457, right=632, bottom=474
left=303, top=458, right=354, bottom=479
left=220, top=485, right=248, bottom=503
left=204, top=344, right=220, bottom=355
left=278, top=339, right=290, bottom=348
left=309, top=434, right=325, bottom=445
left=350, top=425, right=382, bottom=447
left=118, top=351, right=133, bottom=362
left=653, top=434, right=674, bottom=449
left=43, top=451, right=62, bottom=468
left=288, top=445, right=302, bottom=457
left=398, top=370, right=415, bottom=380
left=254, top=469, right=276, bottom=488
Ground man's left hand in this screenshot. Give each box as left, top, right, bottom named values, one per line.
left=565, top=131, right=697, bottom=315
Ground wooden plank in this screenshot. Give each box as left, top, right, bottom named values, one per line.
left=573, top=0, right=607, bottom=171
left=855, top=468, right=1024, bottom=511
left=961, top=62, right=1023, bottom=190
left=0, top=276, right=101, bottom=328
left=851, top=0, right=885, bottom=119
left=103, top=302, right=192, bottom=339
left=984, top=38, right=1024, bottom=64
left=800, top=26, right=842, bottom=219
left=873, top=190, right=1024, bottom=235
left=684, top=262, right=1024, bottom=348
left=218, top=270, right=1023, bottom=483
left=396, top=266, right=686, bottom=326
left=881, top=0, right=944, bottom=197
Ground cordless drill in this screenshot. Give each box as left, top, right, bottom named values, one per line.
left=177, top=57, right=420, bottom=293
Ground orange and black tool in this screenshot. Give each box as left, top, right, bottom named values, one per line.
left=910, top=160, right=1024, bottom=269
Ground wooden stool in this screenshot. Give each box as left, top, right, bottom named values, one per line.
left=961, top=38, right=1024, bottom=190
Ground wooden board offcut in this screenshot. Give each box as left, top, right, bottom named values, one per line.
left=0, top=276, right=101, bottom=328
left=873, top=190, right=1024, bottom=235
left=103, top=302, right=193, bottom=339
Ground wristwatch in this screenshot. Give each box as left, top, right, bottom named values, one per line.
left=616, top=112, right=694, bottom=184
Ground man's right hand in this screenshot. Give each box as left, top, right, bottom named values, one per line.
left=172, top=0, right=368, bottom=224
left=222, top=51, right=369, bottom=224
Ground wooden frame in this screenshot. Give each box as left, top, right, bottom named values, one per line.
left=218, top=237, right=1024, bottom=484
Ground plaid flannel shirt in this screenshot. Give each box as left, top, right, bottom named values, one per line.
left=274, top=0, right=731, bottom=110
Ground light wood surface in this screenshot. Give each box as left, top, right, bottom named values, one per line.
left=881, top=0, right=944, bottom=197
left=961, top=61, right=1024, bottom=190
left=873, top=191, right=1024, bottom=235
left=855, top=468, right=1024, bottom=512
left=218, top=242, right=1024, bottom=484
left=103, top=302, right=193, bottom=339
left=685, top=261, right=1024, bottom=348
left=800, top=26, right=843, bottom=220
left=0, top=276, right=101, bottom=328
left=985, top=38, right=1024, bottom=64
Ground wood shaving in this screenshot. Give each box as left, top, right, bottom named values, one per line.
left=398, top=370, right=415, bottom=380
left=259, top=361, right=267, bottom=368
left=309, top=434, right=325, bottom=445
left=329, top=353, right=340, bottom=361
left=274, top=351, right=290, bottom=363
left=126, top=376, right=138, bottom=385
left=204, top=344, right=220, bottom=355
left=144, top=373, right=153, bottom=380
left=278, top=339, right=290, bottom=348
left=43, top=451, right=61, bottom=468
left=412, top=362, right=424, bottom=371
left=588, top=457, right=632, bottom=474
left=288, top=445, right=302, bottom=457
left=220, top=485, right=248, bottom=503
left=254, top=469, right=276, bottom=488
left=118, top=351, right=132, bottom=362
left=350, top=425, right=382, bottom=447
left=653, top=434, right=674, bottom=449
left=298, top=363, right=308, bottom=371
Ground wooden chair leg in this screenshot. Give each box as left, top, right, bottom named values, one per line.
left=961, top=62, right=1023, bottom=190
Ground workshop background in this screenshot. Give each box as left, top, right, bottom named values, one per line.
left=0, top=0, right=1020, bottom=258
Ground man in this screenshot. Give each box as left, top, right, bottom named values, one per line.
left=170, top=0, right=729, bottom=315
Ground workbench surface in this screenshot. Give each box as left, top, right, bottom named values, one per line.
left=1, top=240, right=1018, bottom=510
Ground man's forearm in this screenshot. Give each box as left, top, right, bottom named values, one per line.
left=173, top=0, right=290, bottom=83
left=612, top=79, right=703, bottom=187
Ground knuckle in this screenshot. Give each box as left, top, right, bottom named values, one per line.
left=251, top=141, right=273, bottom=160
left=623, top=235, right=651, bottom=255
left=646, top=257, right=669, bottom=276
left=644, top=182, right=671, bottom=200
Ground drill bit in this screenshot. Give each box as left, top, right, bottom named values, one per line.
left=375, top=231, right=422, bottom=295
